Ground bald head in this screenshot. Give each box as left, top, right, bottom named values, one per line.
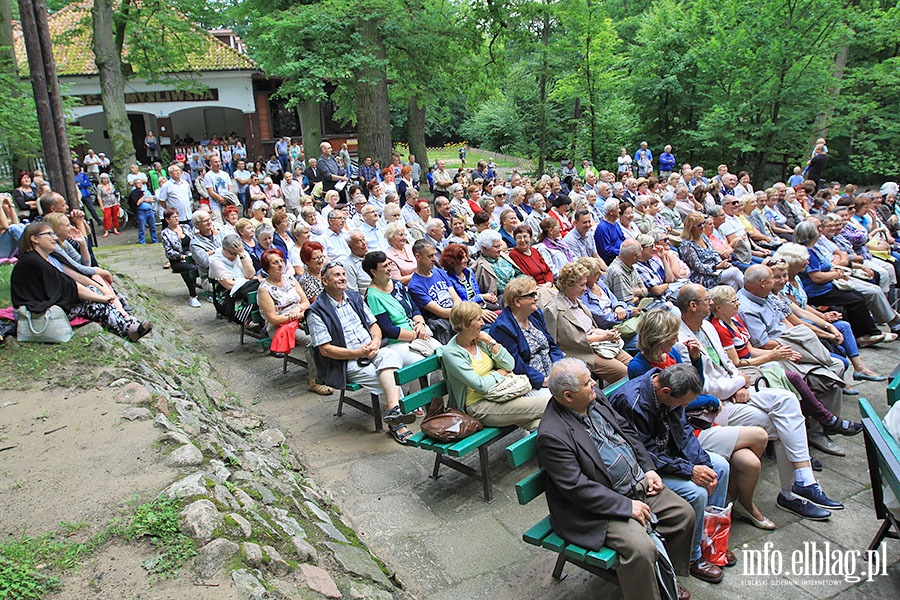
left=743, top=265, right=773, bottom=297
left=618, top=239, right=641, bottom=265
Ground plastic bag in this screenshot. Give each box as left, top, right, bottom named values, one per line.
left=700, top=502, right=732, bottom=566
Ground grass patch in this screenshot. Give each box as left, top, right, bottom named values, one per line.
left=0, top=333, right=118, bottom=390
left=393, top=143, right=530, bottom=171
left=0, top=524, right=108, bottom=600
left=114, top=496, right=196, bottom=578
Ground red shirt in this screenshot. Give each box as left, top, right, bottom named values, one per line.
left=710, top=316, right=751, bottom=360
left=467, top=198, right=484, bottom=214
left=508, top=248, right=554, bottom=285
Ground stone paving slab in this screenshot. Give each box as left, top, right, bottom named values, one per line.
left=96, top=234, right=900, bottom=600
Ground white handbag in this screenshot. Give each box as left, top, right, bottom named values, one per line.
left=16, top=305, right=74, bottom=343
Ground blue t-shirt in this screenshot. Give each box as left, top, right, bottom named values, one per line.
left=799, top=247, right=833, bottom=297
left=408, top=268, right=456, bottom=320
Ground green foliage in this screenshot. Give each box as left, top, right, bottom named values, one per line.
left=116, top=496, right=196, bottom=577
left=0, top=523, right=108, bottom=599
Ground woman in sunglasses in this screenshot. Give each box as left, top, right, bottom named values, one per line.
left=489, top=276, right=561, bottom=397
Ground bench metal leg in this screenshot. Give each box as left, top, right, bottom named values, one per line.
left=336, top=389, right=346, bottom=417
left=371, top=394, right=383, bottom=433
left=430, top=453, right=443, bottom=480
left=552, top=553, right=568, bottom=581
left=240, top=324, right=245, bottom=345
left=867, top=519, right=898, bottom=553
left=478, top=446, right=494, bottom=503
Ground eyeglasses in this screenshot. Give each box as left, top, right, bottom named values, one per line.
left=641, top=241, right=654, bottom=248
left=520, top=291, right=539, bottom=300
left=37, top=231, right=57, bottom=237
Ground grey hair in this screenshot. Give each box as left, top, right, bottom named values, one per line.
left=773, top=242, right=810, bottom=268
left=425, top=218, right=444, bottom=233
left=221, top=234, right=242, bottom=252
left=707, top=284, right=737, bottom=309
left=384, top=221, right=407, bottom=241
left=255, top=224, right=274, bottom=240
left=412, top=238, right=435, bottom=256
left=548, top=358, right=590, bottom=399
left=707, top=205, right=723, bottom=217
left=477, top=229, right=502, bottom=250
left=602, top=198, right=619, bottom=216
left=449, top=183, right=463, bottom=195
left=657, top=363, right=703, bottom=398
left=344, top=229, right=366, bottom=244
left=793, top=220, right=819, bottom=246
left=822, top=213, right=843, bottom=224
left=191, top=209, right=210, bottom=227
left=290, top=220, right=310, bottom=237
left=634, top=196, right=648, bottom=210
left=509, top=186, right=526, bottom=201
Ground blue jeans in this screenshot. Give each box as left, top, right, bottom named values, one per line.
left=662, top=451, right=730, bottom=562
left=136, top=209, right=157, bottom=244
left=0, top=223, right=25, bottom=259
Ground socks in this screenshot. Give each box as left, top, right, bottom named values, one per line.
left=794, top=467, right=816, bottom=487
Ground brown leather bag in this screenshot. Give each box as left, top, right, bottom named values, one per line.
left=420, top=398, right=483, bottom=442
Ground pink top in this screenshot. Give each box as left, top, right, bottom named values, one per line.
left=386, top=244, right=416, bottom=279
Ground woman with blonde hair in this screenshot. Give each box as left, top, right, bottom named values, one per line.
left=543, top=262, right=630, bottom=384
left=384, top=221, right=416, bottom=284
left=679, top=212, right=743, bottom=290
left=441, top=302, right=549, bottom=431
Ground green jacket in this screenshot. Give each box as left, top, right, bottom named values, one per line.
left=439, top=335, right=515, bottom=411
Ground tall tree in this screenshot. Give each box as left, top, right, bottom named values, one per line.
left=238, top=0, right=394, bottom=164
left=92, top=0, right=136, bottom=193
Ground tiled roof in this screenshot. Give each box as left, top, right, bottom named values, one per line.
left=12, top=0, right=257, bottom=77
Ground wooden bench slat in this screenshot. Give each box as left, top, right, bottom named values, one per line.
left=523, top=515, right=554, bottom=546
left=859, top=397, right=900, bottom=496
left=394, top=354, right=441, bottom=386
left=506, top=430, right=538, bottom=469
left=564, top=544, right=588, bottom=563
left=399, top=381, right=447, bottom=414
left=405, top=431, right=430, bottom=448
left=447, top=427, right=505, bottom=457
left=515, top=468, right=547, bottom=506
left=585, top=547, right=619, bottom=570
left=541, top=532, right=567, bottom=552
left=887, top=373, right=900, bottom=406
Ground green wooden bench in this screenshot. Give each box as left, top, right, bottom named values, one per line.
left=886, top=363, right=900, bottom=406
left=239, top=290, right=269, bottom=347
left=393, top=354, right=519, bottom=503
left=305, top=343, right=383, bottom=433
left=859, top=397, right=900, bottom=552
left=505, top=379, right=628, bottom=583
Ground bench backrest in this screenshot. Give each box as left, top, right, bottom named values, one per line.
left=887, top=369, right=900, bottom=406
left=394, top=354, right=441, bottom=386
left=859, top=397, right=900, bottom=514
left=508, top=377, right=630, bottom=505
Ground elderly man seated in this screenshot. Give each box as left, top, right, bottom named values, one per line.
left=605, top=238, right=650, bottom=305
left=189, top=209, right=222, bottom=291
left=538, top=358, right=695, bottom=600
left=594, top=198, right=626, bottom=265
left=208, top=234, right=262, bottom=324
left=737, top=264, right=848, bottom=455
left=307, top=261, right=415, bottom=444
left=610, top=364, right=732, bottom=584
left=676, top=284, right=841, bottom=520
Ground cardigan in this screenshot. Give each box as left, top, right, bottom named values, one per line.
left=439, top=335, right=515, bottom=412
left=490, top=307, right=564, bottom=389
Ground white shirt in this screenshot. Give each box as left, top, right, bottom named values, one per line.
left=321, top=228, right=350, bottom=262
left=158, top=178, right=194, bottom=222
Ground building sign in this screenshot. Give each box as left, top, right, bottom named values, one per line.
left=76, top=89, right=219, bottom=106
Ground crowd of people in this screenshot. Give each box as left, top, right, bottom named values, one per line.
left=4, top=137, right=899, bottom=600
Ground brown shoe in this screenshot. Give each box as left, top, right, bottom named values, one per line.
left=724, top=549, right=736, bottom=567
left=678, top=586, right=692, bottom=600
left=308, top=382, right=333, bottom=396
left=690, top=558, right=723, bottom=583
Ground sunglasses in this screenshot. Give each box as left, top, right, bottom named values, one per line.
left=322, top=261, right=342, bottom=275
left=521, top=291, right=539, bottom=299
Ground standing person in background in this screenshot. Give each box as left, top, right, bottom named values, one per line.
left=659, top=145, right=676, bottom=180
left=128, top=180, right=158, bottom=244
left=408, top=154, right=421, bottom=184
left=275, top=136, right=291, bottom=176
left=634, top=142, right=653, bottom=177
left=144, top=130, right=160, bottom=163
left=97, top=173, right=120, bottom=237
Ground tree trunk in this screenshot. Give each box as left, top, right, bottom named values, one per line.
left=812, top=43, right=848, bottom=143
left=0, top=0, right=28, bottom=175
left=355, top=18, right=392, bottom=165
left=407, top=95, right=429, bottom=183
left=92, top=0, right=137, bottom=195
left=17, top=0, right=64, bottom=201
left=34, top=0, right=77, bottom=205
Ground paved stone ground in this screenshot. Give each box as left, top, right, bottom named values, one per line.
left=98, top=228, right=900, bottom=600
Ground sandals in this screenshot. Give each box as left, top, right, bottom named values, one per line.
left=127, top=320, right=153, bottom=342
left=388, top=422, right=413, bottom=445
left=308, top=381, right=333, bottom=396
left=384, top=405, right=416, bottom=426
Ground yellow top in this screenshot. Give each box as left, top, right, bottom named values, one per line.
left=465, top=347, right=494, bottom=406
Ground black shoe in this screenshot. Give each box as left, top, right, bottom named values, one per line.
left=810, top=456, right=823, bottom=471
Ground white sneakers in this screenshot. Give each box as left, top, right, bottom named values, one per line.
left=189, top=297, right=202, bottom=308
